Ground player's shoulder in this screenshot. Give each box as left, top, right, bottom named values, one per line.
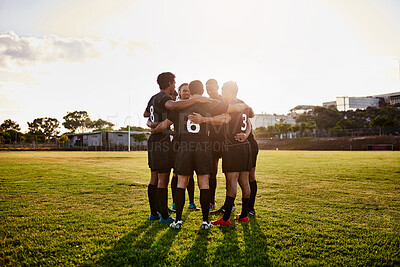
left=231, top=98, right=244, bottom=104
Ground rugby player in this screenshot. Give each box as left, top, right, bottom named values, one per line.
left=235, top=128, right=259, bottom=216
left=205, top=79, right=224, bottom=210
left=170, top=83, right=199, bottom=212
left=144, top=72, right=210, bottom=224
left=151, top=80, right=249, bottom=229
left=189, top=81, right=252, bottom=225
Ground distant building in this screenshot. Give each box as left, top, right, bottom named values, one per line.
left=250, top=114, right=296, bottom=128
left=65, top=130, right=149, bottom=148
left=323, top=91, right=400, bottom=111
left=289, top=105, right=316, bottom=114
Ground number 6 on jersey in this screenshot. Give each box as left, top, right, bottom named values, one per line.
left=187, top=119, right=200, bottom=133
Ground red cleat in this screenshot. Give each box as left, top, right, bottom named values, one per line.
left=233, top=216, right=249, bottom=223
left=211, top=217, right=232, bottom=226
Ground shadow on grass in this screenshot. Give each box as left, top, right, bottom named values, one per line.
left=243, top=217, right=272, bottom=266
left=88, top=214, right=188, bottom=266
left=212, top=223, right=242, bottom=265
left=180, top=226, right=211, bottom=266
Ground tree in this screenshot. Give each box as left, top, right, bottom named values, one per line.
left=28, top=118, right=60, bottom=141
left=275, top=119, right=291, bottom=137
left=63, top=111, right=91, bottom=133
left=254, top=126, right=268, bottom=138
left=119, top=125, right=148, bottom=132
left=370, top=116, right=396, bottom=135
left=59, top=135, right=70, bottom=143
left=133, top=133, right=148, bottom=143
left=313, top=106, right=343, bottom=133
left=90, top=119, right=114, bottom=130
left=0, top=119, right=20, bottom=131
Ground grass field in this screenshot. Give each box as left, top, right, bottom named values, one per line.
left=1, top=151, right=399, bottom=266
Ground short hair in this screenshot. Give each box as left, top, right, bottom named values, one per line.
left=189, top=80, right=204, bottom=95
left=221, top=81, right=238, bottom=96
left=157, top=72, right=175, bottom=90
left=178, top=83, right=189, bottom=92
left=206, top=79, right=218, bottom=87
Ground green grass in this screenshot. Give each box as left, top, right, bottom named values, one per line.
left=1, top=151, right=399, bottom=266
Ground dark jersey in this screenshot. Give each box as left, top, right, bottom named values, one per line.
left=224, top=99, right=250, bottom=145
left=208, top=95, right=225, bottom=142
left=146, top=91, right=172, bottom=137
left=168, top=99, right=229, bottom=142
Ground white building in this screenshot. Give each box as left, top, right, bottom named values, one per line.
left=250, top=114, right=296, bottom=128
left=65, top=130, right=149, bottom=148
left=323, top=91, right=400, bottom=111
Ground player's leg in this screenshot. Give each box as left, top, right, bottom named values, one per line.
left=148, top=171, right=159, bottom=220
left=248, top=139, right=258, bottom=215
left=157, top=170, right=173, bottom=223
left=236, top=171, right=250, bottom=221
left=197, top=174, right=211, bottom=228
left=188, top=173, right=200, bottom=210
left=209, top=157, right=219, bottom=209
left=171, top=175, right=189, bottom=229
left=248, top=167, right=257, bottom=215
left=212, top=172, right=238, bottom=225
left=171, top=172, right=177, bottom=211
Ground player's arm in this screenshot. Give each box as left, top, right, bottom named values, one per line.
left=164, top=97, right=211, bottom=110
left=248, top=107, right=255, bottom=118
left=150, top=119, right=173, bottom=135
left=146, top=119, right=160, bottom=129
left=188, top=112, right=231, bottom=125
left=235, top=118, right=252, bottom=142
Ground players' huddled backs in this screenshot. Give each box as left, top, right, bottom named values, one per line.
left=145, top=73, right=259, bottom=230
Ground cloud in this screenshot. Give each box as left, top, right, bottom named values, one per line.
left=0, top=32, right=108, bottom=69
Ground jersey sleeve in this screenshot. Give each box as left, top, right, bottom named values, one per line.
left=145, top=99, right=151, bottom=113
left=209, top=100, right=229, bottom=116
left=160, top=93, right=173, bottom=109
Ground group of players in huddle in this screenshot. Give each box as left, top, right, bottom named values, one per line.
left=144, top=72, right=258, bottom=230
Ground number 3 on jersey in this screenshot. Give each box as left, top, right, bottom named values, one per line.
left=241, top=114, right=247, bottom=131
left=187, top=119, right=200, bottom=133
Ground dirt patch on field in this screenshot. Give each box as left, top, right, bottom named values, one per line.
left=256, top=136, right=400, bottom=150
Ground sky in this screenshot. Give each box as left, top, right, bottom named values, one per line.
left=1, top=0, right=400, bottom=132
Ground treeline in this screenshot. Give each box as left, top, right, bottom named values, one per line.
left=255, top=106, right=400, bottom=138
left=0, top=111, right=148, bottom=145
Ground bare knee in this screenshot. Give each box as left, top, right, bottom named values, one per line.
left=177, top=175, right=189, bottom=189
left=249, top=168, right=256, bottom=182
left=197, top=174, right=209, bottom=189
left=149, top=172, right=158, bottom=186
left=158, top=172, right=170, bottom=188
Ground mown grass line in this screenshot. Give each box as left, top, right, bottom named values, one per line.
left=0, top=151, right=399, bottom=266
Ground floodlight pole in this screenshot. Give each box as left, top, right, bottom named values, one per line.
left=128, top=96, right=131, bottom=152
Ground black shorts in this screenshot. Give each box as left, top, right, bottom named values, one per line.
left=249, top=138, right=259, bottom=168
left=174, top=141, right=213, bottom=176
left=148, top=134, right=173, bottom=173
left=222, top=142, right=252, bottom=173
left=210, top=141, right=225, bottom=159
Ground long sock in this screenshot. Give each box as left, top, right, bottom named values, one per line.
left=209, top=176, right=217, bottom=204
left=157, top=188, right=169, bottom=219
left=187, top=175, right=195, bottom=204
left=148, top=184, right=158, bottom=216
left=248, top=181, right=257, bottom=211
left=240, top=198, right=249, bottom=218
left=175, top=188, right=185, bottom=221
left=223, top=196, right=235, bottom=221
left=200, top=189, right=210, bottom=222
left=171, top=175, right=177, bottom=204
